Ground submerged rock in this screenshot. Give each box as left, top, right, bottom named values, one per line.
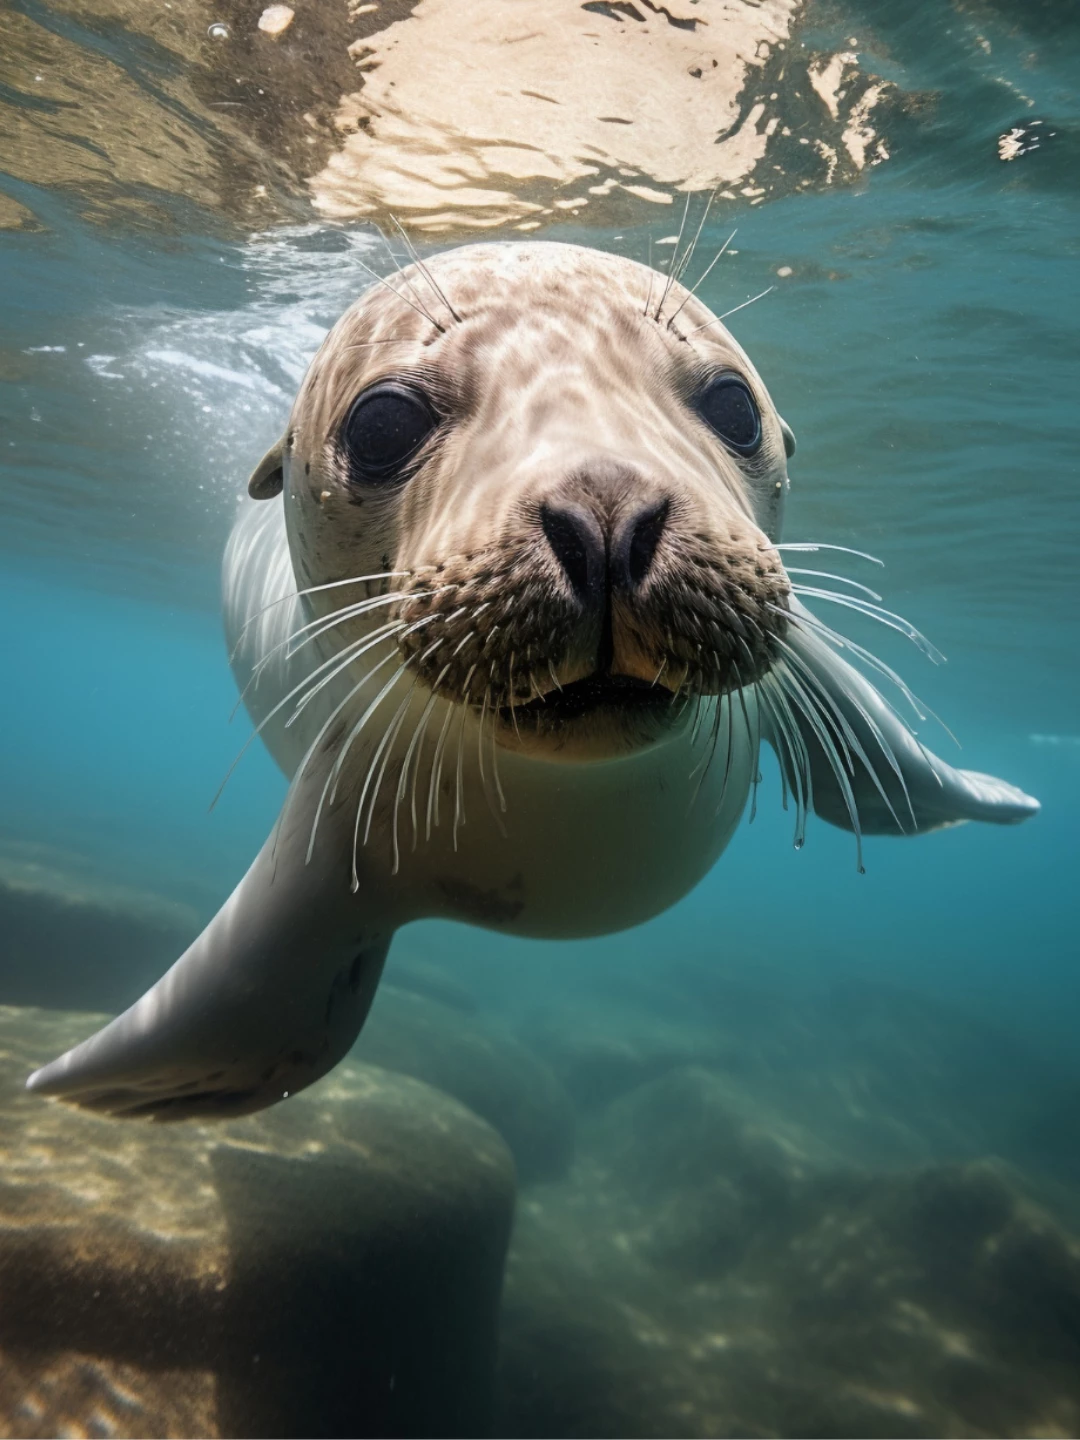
left=581, top=1064, right=828, bottom=1278
left=497, top=1058, right=1080, bottom=1437
left=0, top=868, right=194, bottom=1015
left=531, top=1011, right=710, bottom=1112
left=0, top=1006, right=515, bottom=1439
left=589, top=1064, right=821, bottom=1196
left=530, top=969, right=1068, bottom=1179
left=355, top=985, right=575, bottom=1183
left=385, top=954, right=479, bottom=1014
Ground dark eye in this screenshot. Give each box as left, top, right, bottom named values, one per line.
left=696, top=375, right=762, bottom=456
left=341, top=382, right=438, bottom=483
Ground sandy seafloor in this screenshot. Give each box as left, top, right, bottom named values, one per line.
left=1, top=0, right=1079, bottom=1434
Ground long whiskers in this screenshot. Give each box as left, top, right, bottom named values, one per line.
left=653, top=191, right=692, bottom=322
left=232, top=569, right=419, bottom=655
left=289, top=611, right=439, bottom=731
left=213, top=616, right=411, bottom=809
left=760, top=673, right=811, bottom=849
left=475, top=686, right=508, bottom=835
left=771, top=660, right=863, bottom=869
left=668, top=190, right=717, bottom=295
left=366, top=222, right=445, bottom=333
left=389, top=214, right=463, bottom=325
left=352, top=252, right=446, bottom=334
left=777, top=636, right=914, bottom=835
left=349, top=679, right=417, bottom=889
left=773, top=601, right=956, bottom=742
left=427, top=700, right=456, bottom=841
left=666, top=227, right=736, bottom=330
left=235, top=586, right=450, bottom=716
left=688, top=286, right=775, bottom=334
left=751, top=537, right=962, bottom=864
left=775, top=542, right=883, bottom=567
left=453, top=668, right=477, bottom=851
left=784, top=568, right=882, bottom=603
left=305, top=654, right=408, bottom=864
left=789, top=585, right=945, bottom=664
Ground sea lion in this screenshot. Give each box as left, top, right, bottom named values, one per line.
left=27, top=240, right=1038, bottom=1119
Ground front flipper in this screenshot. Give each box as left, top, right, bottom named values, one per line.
left=26, top=790, right=393, bottom=1120
left=761, top=598, right=1039, bottom=840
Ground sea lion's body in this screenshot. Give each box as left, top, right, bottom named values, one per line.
left=225, top=496, right=751, bottom=939
left=28, top=241, right=1038, bottom=1118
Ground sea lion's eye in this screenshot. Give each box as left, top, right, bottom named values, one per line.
left=696, top=375, right=762, bottom=457
left=341, top=382, right=438, bottom=483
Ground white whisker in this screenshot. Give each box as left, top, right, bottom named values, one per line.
left=774, top=660, right=865, bottom=870
left=775, top=542, right=883, bottom=567
left=287, top=611, right=438, bottom=729
left=670, top=189, right=717, bottom=291
left=689, top=286, right=775, bottom=333
left=476, top=687, right=508, bottom=835
left=759, top=675, right=810, bottom=847
left=775, top=634, right=914, bottom=834
left=389, top=214, right=464, bottom=324
left=343, top=338, right=416, bottom=348
left=452, top=683, right=472, bottom=851
left=666, top=227, right=736, bottom=329
left=232, top=569, right=417, bottom=651
left=351, top=683, right=416, bottom=888
left=490, top=695, right=508, bottom=816
left=732, top=664, right=760, bottom=824
left=784, top=568, right=883, bottom=603
left=213, top=620, right=407, bottom=809
left=236, top=588, right=445, bottom=716
left=368, top=221, right=444, bottom=330
left=507, top=652, right=522, bottom=741
left=789, top=587, right=945, bottom=664
left=654, top=191, right=692, bottom=322
left=408, top=684, right=446, bottom=851
left=427, top=699, right=456, bottom=839
left=353, top=252, right=446, bottom=333
left=775, top=603, right=958, bottom=743
left=306, top=655, right=407, bottom=864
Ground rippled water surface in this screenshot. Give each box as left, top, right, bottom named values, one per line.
left=1, top=0, right=1079, bottom=1434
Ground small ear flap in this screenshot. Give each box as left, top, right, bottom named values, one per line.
left=779, top=417, right=796, bottom=459
left=248, top=440, right=285, bottom=500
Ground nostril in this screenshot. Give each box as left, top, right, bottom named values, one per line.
left=617, top=498, right=670, bottom=591
left=540, top=503, right=604, bottom=601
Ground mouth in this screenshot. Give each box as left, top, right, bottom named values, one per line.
left=499, top=671, right=677, bottom=725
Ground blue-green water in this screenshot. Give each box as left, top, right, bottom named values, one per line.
left=1, top=0, right=1079, bottom=1434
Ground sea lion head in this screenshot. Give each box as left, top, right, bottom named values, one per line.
left=251, top=241, right=795, bottom=762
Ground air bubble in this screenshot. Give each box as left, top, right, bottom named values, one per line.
left=207, top=22, right=231, bottom=39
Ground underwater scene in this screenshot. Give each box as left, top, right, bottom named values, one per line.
left=1, top=0, right=1078, bottom=1434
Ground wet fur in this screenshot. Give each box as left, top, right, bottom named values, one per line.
left=25, top=240, right=1038, bottom=1119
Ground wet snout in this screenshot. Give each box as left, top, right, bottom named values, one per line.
left=536, top=461, right=682, bottom=688
left=393, top=443, right=789, bottom=757
left=540, top=494, right=670, bottom=602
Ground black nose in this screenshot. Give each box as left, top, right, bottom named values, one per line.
left=610, top=498, right=670, bottom=591
left=541, top=498, right=670, bottom=601
left=540, top=502, right=605, bottom=602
